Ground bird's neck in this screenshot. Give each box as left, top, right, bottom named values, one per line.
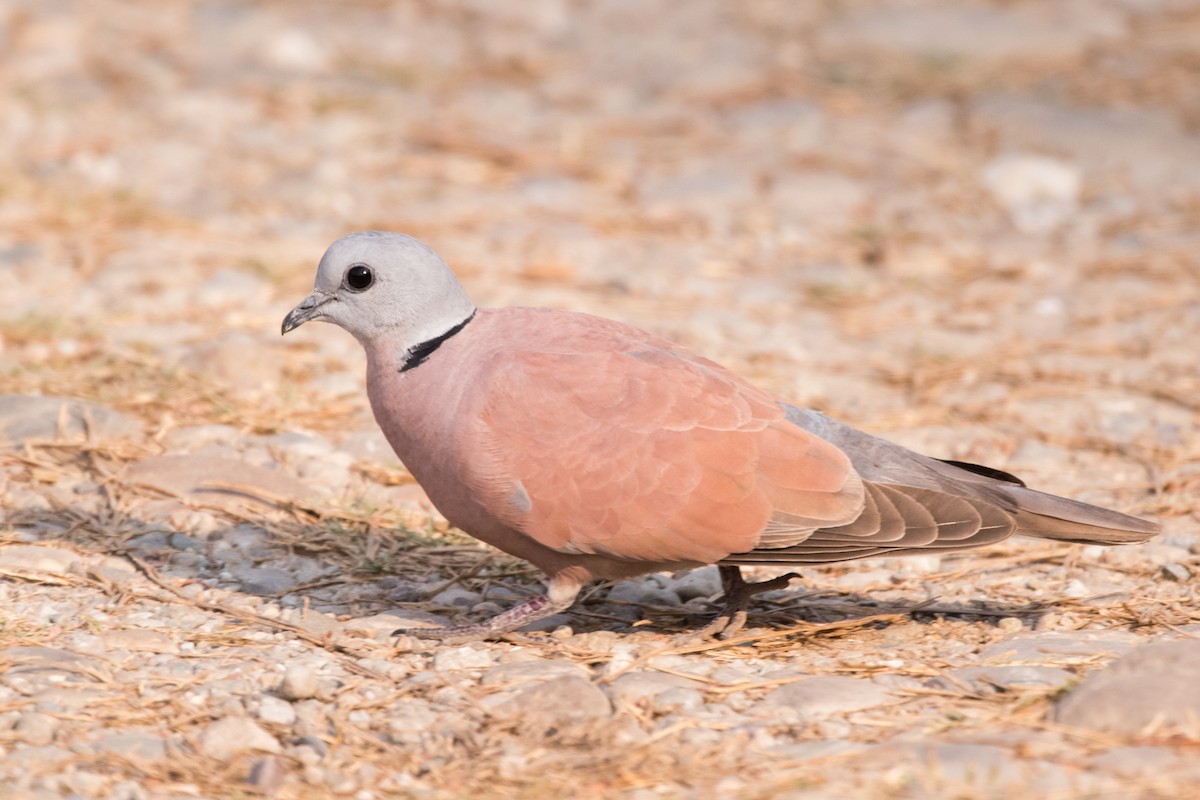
left=399, top=309, right=476, bottom=373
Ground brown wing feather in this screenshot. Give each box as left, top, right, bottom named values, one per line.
left=478, top=339, right=863, bottom=565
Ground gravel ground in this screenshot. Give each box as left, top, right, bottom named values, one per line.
left=2, top=1, right=1199, bottom=798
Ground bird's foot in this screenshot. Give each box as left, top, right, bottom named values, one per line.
left=393, top=590, right=575, bottom=645
left=694, top=566, right=802, bottom=640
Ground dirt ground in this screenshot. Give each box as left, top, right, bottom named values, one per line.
left=1, top=1, right=1199, bottom=798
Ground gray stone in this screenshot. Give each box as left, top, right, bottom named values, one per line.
left=124, top=454, right=317, bottom=515
left=1055, top=639, right=1200, bottom=735
left=981, top=154, right=1081, bottom=234
left=606, top=671, right=704, bottom=709
left=257, top=695, right=297, bottom=727
left=343, top=609, right=453, bottom=639
left=979, top=631, right=1139, bottom=664
left=99, top=629, right=178, bottom=654
left=14, top=712, right=56, bottom=746
left=91, top=729, right=168, bottom=762
left=161, top=424, right=241, bottom=452
left=0, top=545, right=80, bottom=577
left=489, top=675, right=612, bottom=727
left=818, top=5, right=1125, bottom=62
left=1089, top=745, right=1181, bottom=779
left=279, top=664, right=319, bottom=701
left=432, top=645, right=496, bottom=672
left=199, top=717, right=281, bottom=761
left=231, top=565, right=296, bottom=596
left=247, top=755, right=289, bottom=795
left=0, top=395, right=143, bottom=447
left=666, top=566, right=722, bottom=601
left=606, top=577, right=680, bottom=607
left=937, top=665, right=1075, bottom=693
left=1, top=744, right=72, bottom=769
left=971, top=94, right=1200, bottom=190
left=758, top=676, right=894, bottom=718
left=429, top=585, right=483, bottom=608
left=1161, top=563, right=1190, bottom=582
left=481, top=659, right=589, bottom=687
left=898, top=742, right=1019, bottom=785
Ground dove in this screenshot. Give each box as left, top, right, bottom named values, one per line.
left=282, top=231, right=1160, bottom=642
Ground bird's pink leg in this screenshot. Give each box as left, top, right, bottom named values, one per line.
left=393, top=574, right=582, bottom=645
left=696, top=566, right=801, bottom=639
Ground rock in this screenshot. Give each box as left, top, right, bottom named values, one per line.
left=342, top=609, right=453, bottom=639
left=1054, top=639, right=1200, bottom=735
left=770, top=170, right=869, bottom=228
left=1089, top=746, right=1182, bottom=779
left=99, top=629, right=179, bottom=654
left=1, top=744, right=72, bottom=770
left=1160, top=563, right=1190, bottom=582
left=91, top=729, right=168, bottom=762
left=199, top=717, right=282, bottom=761
left=247, top=755, right=289, bottom=795
left=936, top=665, right=1075, bottom=694
left=14, top=712, right=57, bottom=746
left=0, top=395, right=143, bottom=447
left=866, top=741, right=1027, bottom=787
left=429, top=585, right=483, bottom=609
left=257, top=695, right=297, bottom=727
left=606, top=577, right=681, bottom=607
left=181, top=333, right=287, bottom=397
left=981, top=154, right=1081, bottom=234
left=231, top=565, right=297, bottom=596
left=0, top=545, right=81, bottom=577
left=979, top=631, right=1139, bottom=664
left=124, top=454, right=317, bottom=515
left=818, top=4, right=1125, bottom=62
left=606, top=671, right=704, bottom=709
left=279, top=664, right=319, bottom=701
left=757, top=676, right=894, bottom=718
left=666, top=566, right=722, bottom=601
left=488, top=675, right=612, bottom=727
left=432, top=646, right=496, bottom=672
left=971, top=94, right=1200, bottom=191
left=481, top=659, right=590, bottom=687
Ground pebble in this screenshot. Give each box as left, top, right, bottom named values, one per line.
left=1055, top=639, right=1200, bottom=735
left=257, top=695, right=298, bottom=727
left=487, top=675, right=612, bottom=728
left=757, top=676, right=895, bottom=719
left=432, top=646, right=496, bottom=672
left=199, top=717, right=282, bottom=761
left=0, top=545, right=80, bottom=576
left=981, top=154, right=1081, bottom=234
left=1160, top=563, right=1190, bottom=582
left=14, top=712, right=57, bottom=746
left=935, top=665, right=1075, bottom=694
left=666, top=566, right=723, bottom=601
left=606, top=671, right=703, bottom=709
left=279, top=664, right=319, bottom=701
left=90, top=729, right=168, bottom=762
left=481, top=659, right=589, bottom=687
left=0, top=395, right=143, bottom=447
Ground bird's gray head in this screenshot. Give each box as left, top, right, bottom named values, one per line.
left=282, top=232, right=476, bottom=355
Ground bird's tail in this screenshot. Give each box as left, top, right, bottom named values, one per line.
left=1007, top=485, right=1160, bottom=545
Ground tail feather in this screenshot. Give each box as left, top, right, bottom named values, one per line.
left=1007, top=485, right=1160, bottom=544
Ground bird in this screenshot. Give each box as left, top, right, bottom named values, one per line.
left=282, top=231, right=1161, bottom=643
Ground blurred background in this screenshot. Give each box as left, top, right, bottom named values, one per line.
left=2, top=2, right=1199, bottom=796
left=2, top=1, right=1197, bottom=505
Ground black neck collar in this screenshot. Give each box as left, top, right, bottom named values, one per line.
left=399, top=310, right=476, bottom=373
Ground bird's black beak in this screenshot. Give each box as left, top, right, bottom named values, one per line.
left=281, top=291, right=333, bottom=335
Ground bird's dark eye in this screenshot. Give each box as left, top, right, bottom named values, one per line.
left=345, top=264, right=373, bottom=291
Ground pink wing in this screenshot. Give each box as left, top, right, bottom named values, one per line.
left=477, top=339, right=863, bottom=565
